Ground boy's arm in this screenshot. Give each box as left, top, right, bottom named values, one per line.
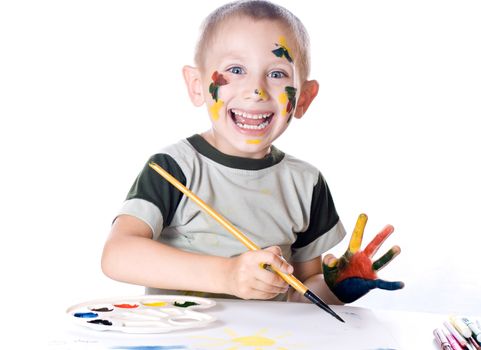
left=287, top=256, right=344, bottom=305
left=101, top=214, right=293, bottom=300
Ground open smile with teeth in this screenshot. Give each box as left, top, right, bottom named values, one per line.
left=229, top=108, right=274, bottom=130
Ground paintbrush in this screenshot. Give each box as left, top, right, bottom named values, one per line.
left=148, top=161, right=345, bottom=323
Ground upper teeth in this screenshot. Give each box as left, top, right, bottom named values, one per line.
left=232, top=110, right=271, bottom=120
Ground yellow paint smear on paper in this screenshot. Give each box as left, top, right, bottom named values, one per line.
left=191, top=327, right=292, bottom=349
left=278, top=92, right=288, bottom=116
left=210, top=99, right=224, bottom=121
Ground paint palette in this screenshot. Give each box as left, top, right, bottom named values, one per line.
left=66, top=295, right=216, bottom=334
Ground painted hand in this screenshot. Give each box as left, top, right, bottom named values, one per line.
left=323, top=214, right=404, bottom=303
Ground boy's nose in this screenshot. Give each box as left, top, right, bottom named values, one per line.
left=243, top=84, right=270, bottom=102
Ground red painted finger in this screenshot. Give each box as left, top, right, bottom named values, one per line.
left=363, top=224, right=394, bottom=257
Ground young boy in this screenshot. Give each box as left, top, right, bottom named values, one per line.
left=102, top=0, right=403, bottom=305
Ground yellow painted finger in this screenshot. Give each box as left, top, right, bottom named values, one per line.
left=348, top=213, right=368, bottom=253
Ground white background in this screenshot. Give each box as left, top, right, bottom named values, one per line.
left=1, top=0, right=480, bottom=327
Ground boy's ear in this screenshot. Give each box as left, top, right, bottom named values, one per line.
left=294, top=79, right=319, bottom=119
left=182, top=65, right=205, bottom=107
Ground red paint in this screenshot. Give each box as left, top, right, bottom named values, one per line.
left=364, top=225, right=394, bottom=257
left=113, top=303, right=139, bottom=309
left=336, top=252, right=377, bottom=283
left=211, top=71, right=228, bottom=86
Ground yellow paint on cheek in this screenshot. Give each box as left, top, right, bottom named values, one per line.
left=278, top=92, right=288, bottom=116
left=210, top=99, right=224, bottom=121
left=246, top=139, right=261, bottom=144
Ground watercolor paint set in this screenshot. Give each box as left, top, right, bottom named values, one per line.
left=67, top=295, right=216, bottom=334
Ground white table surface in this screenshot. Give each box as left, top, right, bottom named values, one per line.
left=10, top=297, right=475, bottom=349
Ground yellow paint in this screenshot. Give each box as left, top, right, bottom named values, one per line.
left=142, top=301, right=167, bottom=307
left=191, top=327, right=294, bottom=349
left=232, top=335, right=275, bottom=346
left=349, top=213, right=368, bottom=253
left=210, top=99, right=224, bottom=121
left=246, top=139, right=261, bottom=144
left=279, top=36, right=294, bottom=62
left=278, top=92, right=288, bottom=117
left=257, top=88, right=267, bottom=100
left=260, top=188, right=271, bottom=195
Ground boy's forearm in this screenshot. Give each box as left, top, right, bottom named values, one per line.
left=287, top=273, right=344, bottom=305
left=101, top=235, right=232, bottom=294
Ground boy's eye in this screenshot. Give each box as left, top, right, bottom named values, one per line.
left=227, top=66, right=245, bottom=75
left=268, top=71, right=287, bottom=79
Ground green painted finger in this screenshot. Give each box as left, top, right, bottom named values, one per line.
left=348, top=213, right=368, bottom=253
left=372, top=246, right=401, bottom=271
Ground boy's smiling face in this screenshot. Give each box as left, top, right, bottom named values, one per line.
left=197, top=17, right=303, bottom=159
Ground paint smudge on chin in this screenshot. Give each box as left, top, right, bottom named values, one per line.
left=246, top=139, right=261, bottom=144
left=272, top=36, right=294, bottom=63
left=210, top=99, right=223, bottom=121
left=209, top=71, right=228, bottom=102
left=173, top=301, right=199, bottom=308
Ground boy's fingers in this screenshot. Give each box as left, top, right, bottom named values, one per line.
left=373, top=279, right=405, bottom=291
left=372, top=245, right=401, bottom=271
left=261, top=246, right=293, bottom=274
left=322, top=254, right=338, bottom=269
left=348, top=213, right=368, bottom=254
left=364, top=224, right=395, bottom=257
left=257, top=268, right=290, bottom=290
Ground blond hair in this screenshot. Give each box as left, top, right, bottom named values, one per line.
left=194, top=0, right=311, bottom=82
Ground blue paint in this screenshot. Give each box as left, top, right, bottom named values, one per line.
left=111, top=346, right=187, bottom=350
left=74, top=312, right=98, bottom=318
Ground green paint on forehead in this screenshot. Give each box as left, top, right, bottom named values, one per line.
left=271, top=36, right=294, bottom=63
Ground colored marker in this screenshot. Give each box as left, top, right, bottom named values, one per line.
left=450, top=316, right=472, bottom=338
left=434, top=328, right=453, bottom=350
left=148, top=162, right=345, bottom=323
left=463, top=318, right=481, bottom=343
left=444, top=321, right=468, bottom=348
left=468, top=337, right=481, bottom=350
left=442, top=327, right=463, bottom=350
